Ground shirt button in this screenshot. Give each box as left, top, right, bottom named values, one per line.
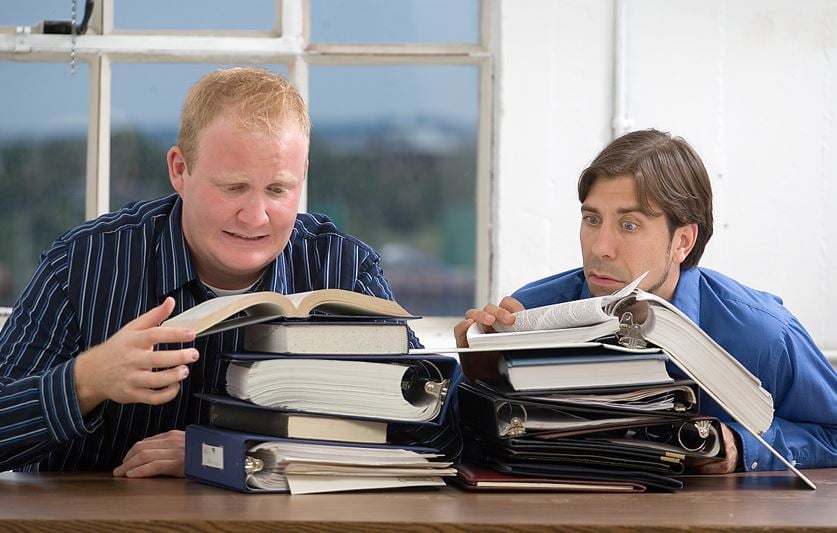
left=791, top=460, right=798, bottom=467
left=750, top=461, right=759, bottom=470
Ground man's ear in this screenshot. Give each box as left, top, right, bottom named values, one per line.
left=671, top=223, right=698, bottom=265
left=167, top=146, right=188, bottom=193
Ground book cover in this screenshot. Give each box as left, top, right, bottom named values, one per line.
left=206, top=395, right=389, bottom=444
left=185, top=425, right=451, bottom=494
left=453, top=463, right=647, bottom=492
left=498, top=349, right=672, bottom=391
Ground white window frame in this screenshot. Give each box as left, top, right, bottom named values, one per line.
left=0, top=0, right=495, bottom=309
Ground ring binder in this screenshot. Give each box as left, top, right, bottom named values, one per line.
left=617, top=311, right=647, bottom=350
left=244, top=455, right=264, bottom=475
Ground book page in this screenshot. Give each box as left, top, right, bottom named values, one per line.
left=161, top=292, right=292, bottom=333
left=493, top=297, right=611, bottom=333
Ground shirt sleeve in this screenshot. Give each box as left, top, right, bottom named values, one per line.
left=729, top=318, right=837, bottom=471
left=0, top=248, right=102, bottom=471
left=354, top=250, right=424, bottom=350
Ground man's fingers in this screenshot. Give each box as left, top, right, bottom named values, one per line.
left=498, top=296, right=525, bottom=314
left=145, top=326, right=197, bottom=347
left=114, top=431, right=186, bottom=478
left=454, top=318, right=475, bottom=348
left=132, top=365, right=190, bottom=391
left=123, top=459, right=184, bottom=478
left=147, top=348, right=199, bottom=369
left=123, top=380, right=182, bottom=406
left=126, top=297, right=177, bottom=330
left=482, top=303, right=516, bottom=326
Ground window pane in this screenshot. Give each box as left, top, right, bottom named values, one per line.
left=114, top=0, right=275, bottom=31
left=0, top=62, right=87, bottom=306
left=308, top=65, right=478, bottom=316
left=311, top=0, right=480, bottom=44
left=110, top=63, right=288, bottom=209
left=1, top=1, right=73, bottom=27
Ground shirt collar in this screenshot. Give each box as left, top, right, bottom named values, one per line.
left=156, top=199, right=298, bottom=298
left=580, top=280, right=593, bottom=299
left=670, top=267, right=701, bottom=324
left=258, top=251, right=289, bottom=294
left=156, top=195, right=199, bottom=298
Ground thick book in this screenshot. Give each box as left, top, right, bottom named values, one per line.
left=462, top=273, right=816, bottom=489
left=225, top=354, right=457, bottom=423
left=243, top=319, right=409, bottom=355
left=185, top=425, right=454, bottom=494
left=161, top=289, right=414, bottom=336
left=498, top=348, right=672, bottom=391
left=205, top=395, right=388, bottom=444
left=452, top=463, right=647, bottom=492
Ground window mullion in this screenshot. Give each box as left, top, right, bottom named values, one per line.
left=86, top=54, right=111, bottom=220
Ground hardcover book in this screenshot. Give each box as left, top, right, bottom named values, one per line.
left=162, top=289, right=414, bottom=336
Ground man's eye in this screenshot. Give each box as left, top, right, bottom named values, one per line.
left=268, top=186, right=287, bottom=195
left=225, top=184, right=245, bottom=192
left=583, top=215, right=600, bottom=225
left=622, top=221, right=639, bottom=232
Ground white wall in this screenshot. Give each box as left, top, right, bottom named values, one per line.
left=493, top=0, right=837, bottom=349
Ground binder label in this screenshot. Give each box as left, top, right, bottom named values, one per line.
left=201, top=443, right=224, bottom=470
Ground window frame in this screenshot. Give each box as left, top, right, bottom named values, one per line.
left=0, top=0, right=494, bottom=309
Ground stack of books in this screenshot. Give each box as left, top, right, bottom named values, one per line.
left=454, top=274, right=816, bottom=491
left=456, top=349, right=716, bottom=492
left=164, top=289, right=460, bottom=494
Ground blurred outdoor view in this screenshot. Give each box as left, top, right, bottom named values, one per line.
left=0, top=1, right=480, bottom=316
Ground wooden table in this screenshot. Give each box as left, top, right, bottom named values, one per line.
left=0, top=469, right=835, bottom=532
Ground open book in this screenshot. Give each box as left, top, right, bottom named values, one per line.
left=161, top=289, right=414, bottom=336
left=463, top=273, right=815, bottom=489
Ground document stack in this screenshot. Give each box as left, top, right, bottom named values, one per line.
left=163, top=289, right=462, bottom=494
left=456, top=273, right=816, bottom=491
left=457, top=349, right=720, bottom=492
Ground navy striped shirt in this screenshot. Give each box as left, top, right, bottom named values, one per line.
left=0, top=194, right=422, bottom=471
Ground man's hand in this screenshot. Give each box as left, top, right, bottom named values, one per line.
left=453, top=296, right=525, bottom=348
left=113, top=430, right=185, bottom=478
left=686, top=423, right=741, bottom=474
left=454, top=296, right=525, bottom=382
left=73, top=297, right=198, bottom=415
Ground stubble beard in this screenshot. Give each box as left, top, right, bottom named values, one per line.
left=643, top=243, right=673, bottom=296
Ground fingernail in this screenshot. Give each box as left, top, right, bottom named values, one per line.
left=181, top=366, right=190, bottom=379
left=190, top=349, right=199, bottom=362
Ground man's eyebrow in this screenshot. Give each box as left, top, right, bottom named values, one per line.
left=580, top=204, right=656, bottom=217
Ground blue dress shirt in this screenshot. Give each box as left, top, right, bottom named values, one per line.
left=513, top=267, right=837, bottom=471
left=0, top=193, right=424, bottom=471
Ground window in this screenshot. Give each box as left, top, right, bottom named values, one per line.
left=0, top=0, right=491, bottom=320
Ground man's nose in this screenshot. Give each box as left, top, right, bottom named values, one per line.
left=591, top=224, right=617, bottom=259
left=238, top=192, right=270, bottom=226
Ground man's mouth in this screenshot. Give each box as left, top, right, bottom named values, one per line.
left=225, top=231, right=265, bottom=241
left=588, top=271, right=621, bottom=283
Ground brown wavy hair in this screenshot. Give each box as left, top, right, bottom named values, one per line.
left=578, top=129, right=713, bottom=269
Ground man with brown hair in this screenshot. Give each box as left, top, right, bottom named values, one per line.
left=455, top=128, right=837, bottom=474
left=0, top=67, right=419, bottom=476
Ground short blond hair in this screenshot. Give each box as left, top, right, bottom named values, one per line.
left=177, top=67, right=311, bottom=168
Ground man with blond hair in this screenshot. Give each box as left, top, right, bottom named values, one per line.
left=0, top=67, right=416, bottom=476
